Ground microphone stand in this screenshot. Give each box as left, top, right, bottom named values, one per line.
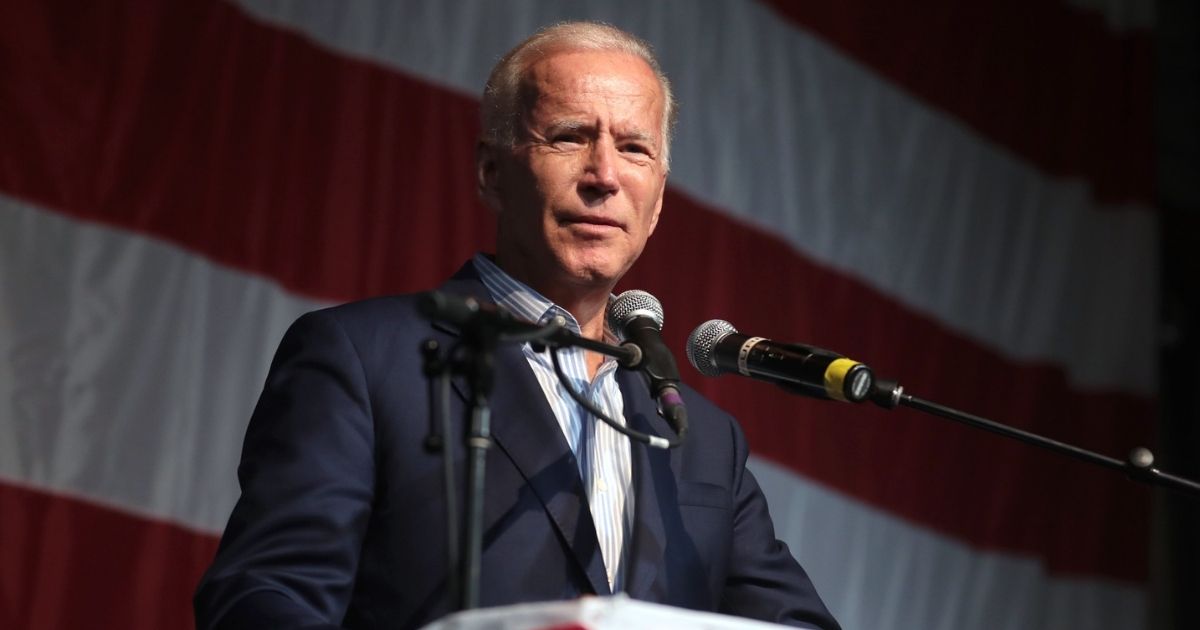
left=869, top=380, right=1200, bottom=499
left=420, top=326, right=498, bottom=612
left=459, top=323, right=496, bottom=612
left=421, top=339, right=460, bottom=609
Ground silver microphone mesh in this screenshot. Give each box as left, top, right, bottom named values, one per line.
left=607, top=289, right=664, bottom=340
left=686, top=319, right=738, bottom=377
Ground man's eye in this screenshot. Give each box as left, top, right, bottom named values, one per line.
left=551, top=134, right=583, bottom=144
left=622, top=144, right=651, bottom=156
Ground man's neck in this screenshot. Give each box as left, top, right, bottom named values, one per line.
left=491, top=258, right=609, bottom=338
left=493, top=257, right=615, bottom=379
left=542, top=285, right=613, bottom=380
left=549, top=289, right=610, bottom=339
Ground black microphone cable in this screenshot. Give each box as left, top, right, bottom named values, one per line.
left=545, top=344, right=681, bottom=449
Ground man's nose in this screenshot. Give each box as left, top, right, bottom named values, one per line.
left=579, top=140, right=620, bottom=201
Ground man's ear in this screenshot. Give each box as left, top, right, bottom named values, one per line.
left=647, top=174, right=666, bottom=236
left=476, top=141, right=502, bottom=212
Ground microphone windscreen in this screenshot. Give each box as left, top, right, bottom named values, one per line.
left=607, top=290, right=664, bottom=338
left=686, top=319, right=737, bottom=377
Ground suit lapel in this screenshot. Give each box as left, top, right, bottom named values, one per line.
left=433, top=266, right=611, bottom=596
left=616, top=368, right=675, bottom=600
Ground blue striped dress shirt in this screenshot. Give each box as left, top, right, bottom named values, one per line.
left=473, top=253, right=632, bottom=592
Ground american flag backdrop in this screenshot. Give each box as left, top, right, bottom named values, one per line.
left=0, top=1, right=1164, bottom=628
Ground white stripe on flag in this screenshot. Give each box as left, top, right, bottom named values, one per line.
left=0, top=194, right=326, bottom=532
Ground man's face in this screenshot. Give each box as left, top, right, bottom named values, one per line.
left=481, top=49, right=668, bottom=296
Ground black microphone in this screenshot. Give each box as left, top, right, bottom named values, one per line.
left=607, top=290, right=688, bottom=439
left=686, top=319, right=875, bottom=403
left=420, top=290, right=647, bottom=367
left=418, top=290, right=523, bottom=331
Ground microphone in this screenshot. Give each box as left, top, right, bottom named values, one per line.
left=607, top=290, right=688, bottom=439
left=420, top=290, right=646, bottom=367
left=418, top=291, right=531, bottom=333
left=686, top=319, right=875, bottom=403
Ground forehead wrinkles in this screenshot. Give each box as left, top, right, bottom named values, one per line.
left=517, top=52, right=663, bottom=138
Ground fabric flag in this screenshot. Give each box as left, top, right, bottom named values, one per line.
left=0, top=1, right=1156, bottom=628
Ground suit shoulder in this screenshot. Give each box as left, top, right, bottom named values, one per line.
left=308, top=293, right=426, bottom=330
left=300, top=271, right=484, bottom=337
left=676, top=381, right=741, bottom=435
left=279, top=294, right=434, bottom=360
left=677, top=382, right=732, bottom=419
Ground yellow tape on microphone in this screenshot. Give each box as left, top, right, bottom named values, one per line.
left=824, top=358, right=865, bottom=402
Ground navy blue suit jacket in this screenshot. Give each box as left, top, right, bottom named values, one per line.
left=194, top=264, right=839, bottom=629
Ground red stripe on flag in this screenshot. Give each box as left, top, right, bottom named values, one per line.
left=0, top=481, right=219, bottom=630
left=0, top=0, right=493, bottom=303
left=0, top=0, right=1152, bottom=582
left=760, top=0, right=1155, bottom=205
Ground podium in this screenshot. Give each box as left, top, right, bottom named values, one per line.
left=419, top=595, right=793, bottom=630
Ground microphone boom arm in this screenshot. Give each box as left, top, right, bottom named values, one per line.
left=870, top=381, right=1200, bottom=500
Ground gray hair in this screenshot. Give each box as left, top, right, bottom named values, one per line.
left=480, top=21, right=678, bottom=169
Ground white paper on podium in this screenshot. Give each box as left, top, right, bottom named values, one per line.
left=419, top=595, right=793, bottom=630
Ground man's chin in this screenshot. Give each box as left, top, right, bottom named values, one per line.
left=559, top=267, right=621, bottom=290
left=557, top=254, right=631, bottom=288
left=501, top=247, right=633, bottom=300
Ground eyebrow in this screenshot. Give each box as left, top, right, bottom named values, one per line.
left=619, top=130, right=658, bottom=147
left=545, top=120, right=658, bottom=146
left=544, top=120, right=588, bottom=135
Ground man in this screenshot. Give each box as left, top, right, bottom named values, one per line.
left=195, top=22, right=839, bottom=630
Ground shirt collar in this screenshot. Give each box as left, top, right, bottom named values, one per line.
left=472, top=253, right=617, bottom=343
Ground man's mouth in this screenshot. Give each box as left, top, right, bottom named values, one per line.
left=560, top=214, right=624, bottom=230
